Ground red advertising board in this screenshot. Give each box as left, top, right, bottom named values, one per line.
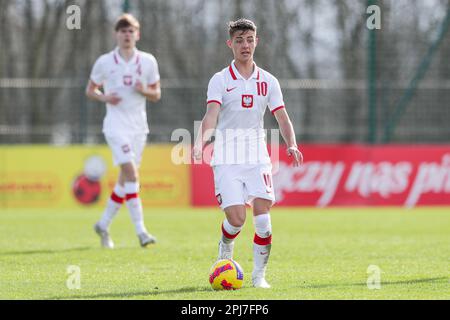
left=191, top=145, right=450, bottom=207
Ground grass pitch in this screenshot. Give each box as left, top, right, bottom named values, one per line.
left=0, top=207, right=448, bottom=300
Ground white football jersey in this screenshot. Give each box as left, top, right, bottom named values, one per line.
left=207, top=61, right=285, bottom=165
left=90, top=47, right=160, bottom=135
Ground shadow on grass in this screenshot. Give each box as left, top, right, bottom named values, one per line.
left=299, top=277, right=449, bottom=289
left=47, top=286, right=215, bottom=300
left=0, top=247, right=93, bottom=256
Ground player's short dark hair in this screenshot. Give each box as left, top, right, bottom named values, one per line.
left=228, top=18, right=257, bottom=38
left=114, top=14, right=140, bottom=31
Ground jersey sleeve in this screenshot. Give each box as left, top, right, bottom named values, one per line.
left=90, top=56, right=106, bottom=86
left=146, top=55, right=161, bottom=86
left=206, top=73, right=224, bottom=105
left=268, top=77, right=285, bottom=114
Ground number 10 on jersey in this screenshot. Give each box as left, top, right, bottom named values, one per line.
left=256, top=82, right=267, bottom=96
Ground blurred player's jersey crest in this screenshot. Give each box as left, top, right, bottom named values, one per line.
left=123, top=75, right=133, bottom=86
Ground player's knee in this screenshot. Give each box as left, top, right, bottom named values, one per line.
left=227, top=216, right=244, bottom=228
left=225, top=206, right=246, bottom=227
left=121, top=164, right=138, bottom=182
left=125, top=172, right=138, bottom=182
left=226, top=213, right=246, bottom=228
left=253, top=199, right=272, bottom=215
left=131, top=172, right=139, bottom=182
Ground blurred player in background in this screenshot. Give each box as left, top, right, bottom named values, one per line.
left=193, top=19, right=303, bottom=288
left=86, top=14, right=161, bottom=248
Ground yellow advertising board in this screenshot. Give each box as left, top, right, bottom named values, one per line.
left=0, top=145, right=190, bottom=208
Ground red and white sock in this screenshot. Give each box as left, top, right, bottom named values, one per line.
left=98, top=184, right=125, bottom=230
left=253, top=213, right=272, bottom=276
left=221, top=219, right=242, bottom=244
left=124, top=182, right=147, bottom=235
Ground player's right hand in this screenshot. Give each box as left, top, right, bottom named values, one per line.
left=103, top=93, right=122, bottom=105
left=192, top=145, right=203, bottom=161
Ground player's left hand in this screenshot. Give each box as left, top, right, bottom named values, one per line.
left=287, top=146, right=303, bottom=167
left=134, top=80, right=146, bottom=95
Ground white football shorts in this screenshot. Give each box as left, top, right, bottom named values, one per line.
left=213, top=163, right=276, bottom=210
left=104, top=133, right=147, bottom=167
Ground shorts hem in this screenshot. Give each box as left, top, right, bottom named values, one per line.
left=246, top=193, right=276, bottom=207
left=220, top=202, right=246, bottom=211
left=113, top=158, right=135, bottom=167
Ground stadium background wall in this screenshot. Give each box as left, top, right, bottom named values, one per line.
left=1, top=145, right=449, bottom=209
left=0, top=145, right=190, bottom=209
left=192, top=145, right=450, bottom=207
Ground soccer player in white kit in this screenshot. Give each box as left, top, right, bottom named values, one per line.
left=193, top=19, right=303, bottom=288
left=86, top=14, right=161, bottom=248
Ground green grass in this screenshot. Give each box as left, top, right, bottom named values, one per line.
left=0, top=207, right=449, bottom=300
